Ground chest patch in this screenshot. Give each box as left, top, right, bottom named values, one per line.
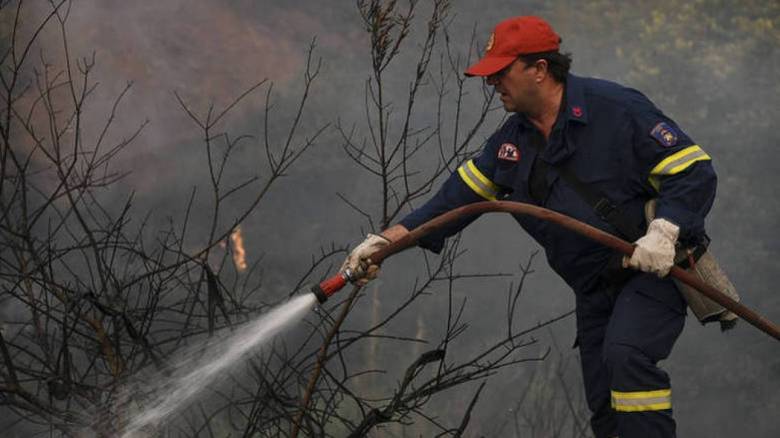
left=497, top=143, right=520, bottom=162
left=650, top=122, right=678, bottom=147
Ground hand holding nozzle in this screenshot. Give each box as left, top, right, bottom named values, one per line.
left=311, top=234, right=390, bottom=303
left=339, top=233, right=390, bottom=285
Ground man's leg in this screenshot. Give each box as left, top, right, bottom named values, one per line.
left=576, top=289, right=618, bottom=438
left=604, top=273, right=686, bottom=438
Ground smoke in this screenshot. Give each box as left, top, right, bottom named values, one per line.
left=4, top=1, right=778, bottom=436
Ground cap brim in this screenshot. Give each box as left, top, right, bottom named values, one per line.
left=464, top=56, right=516, bottom=77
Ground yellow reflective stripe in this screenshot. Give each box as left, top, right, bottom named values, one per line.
left=612, top=389, right=671, bottom=399
left=466, top=160, right=497, bottom=192
left=611, top=389, right=672, bottom=412
left=650, top=145, right=711, bottom=176
left=648, top=145, right=711, bottom=191
left=457, top=159, right=498, bottom=201
left=613, top=401, right=672, bottom=412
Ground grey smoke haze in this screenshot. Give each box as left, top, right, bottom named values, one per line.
left=7, top=0, right=780, bottom=436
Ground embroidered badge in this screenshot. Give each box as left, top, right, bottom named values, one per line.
left=497, top=143, right=520, bottom=162
left=650, top=122, right=678, bottom=147
left=485, top=33, right=495, bottom=52
left=571, top=106, right=583, bottom=118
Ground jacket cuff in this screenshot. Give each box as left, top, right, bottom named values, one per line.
left=654, top=204, right=703, bottom=244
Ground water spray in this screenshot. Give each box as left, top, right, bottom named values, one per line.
left=118, top=294, right=317, bottom=438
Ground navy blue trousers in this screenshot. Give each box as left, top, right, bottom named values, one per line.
left=576, top=273, right=686, bottom=438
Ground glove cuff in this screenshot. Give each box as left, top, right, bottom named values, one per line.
left=647, top=218, right=680, bottom=243
left=367, top=233, right=391, bottom=243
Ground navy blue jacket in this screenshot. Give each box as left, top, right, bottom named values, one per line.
left=399, top=74, right=717, bottom=293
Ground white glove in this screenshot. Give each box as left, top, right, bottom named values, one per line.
left=623, top=218, right=680, bottom=277
left=340, top=233, right=390, bottom=284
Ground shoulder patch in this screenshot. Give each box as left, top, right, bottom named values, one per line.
left=650, top=122, right=678, bottom=147
left=497, top=143, right=520, bottom=162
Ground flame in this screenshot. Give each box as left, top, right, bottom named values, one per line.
left=230, top=226, right=247, bottom=272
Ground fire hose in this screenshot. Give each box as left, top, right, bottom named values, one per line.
left=312, top=201, right=780, bottom=341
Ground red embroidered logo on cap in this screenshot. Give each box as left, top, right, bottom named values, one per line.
left=572, top=106, right=583, bottom=118
left=485, top=33, right=495, bottom=52
left=498, top=143, right=520, bottom=162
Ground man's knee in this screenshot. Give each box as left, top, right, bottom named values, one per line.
left=603, top=342, right=670, bottom=390
left=603, top=342, right=638, bottom=375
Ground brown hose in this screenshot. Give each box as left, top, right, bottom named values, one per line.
left=371, top=201, right=780, bottom=341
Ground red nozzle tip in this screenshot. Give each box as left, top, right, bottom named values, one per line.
left=312, top=273, right=348, bottom=303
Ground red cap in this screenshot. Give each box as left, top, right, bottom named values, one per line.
left=465, top=16, right=560, bottom=77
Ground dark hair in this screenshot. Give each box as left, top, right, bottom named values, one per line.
left=518, top=51, right=572, bottom=83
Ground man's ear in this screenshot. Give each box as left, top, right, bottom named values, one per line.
left=534, top=59, right=550, bottom=82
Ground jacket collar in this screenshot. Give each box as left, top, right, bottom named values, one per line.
left=515, top=73, right=588, bottom=129
left=512, top=74, right=586, bottom=164
left=564, top=74, right=588, bottom=125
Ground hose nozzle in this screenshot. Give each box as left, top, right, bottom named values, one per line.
left=311, top=268, right=357, bottom=303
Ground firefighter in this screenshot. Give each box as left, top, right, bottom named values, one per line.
left=342, top=16, right=716, bottom=438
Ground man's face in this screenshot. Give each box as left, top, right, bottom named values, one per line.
left=486, top=58, right=541, bottom=114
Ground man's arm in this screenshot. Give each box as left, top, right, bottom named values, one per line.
left=380, top=224, right=410, bottom=243
left=339, top=125, right=513, bottom=283
left=624, top=103, right=717, bottom=276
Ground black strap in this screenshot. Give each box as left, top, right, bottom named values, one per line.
left=528, top=131, right=551, bottom=204
left=555, top=165, right=645, bottom=241
left=526, top=135, right=644, bottom=242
